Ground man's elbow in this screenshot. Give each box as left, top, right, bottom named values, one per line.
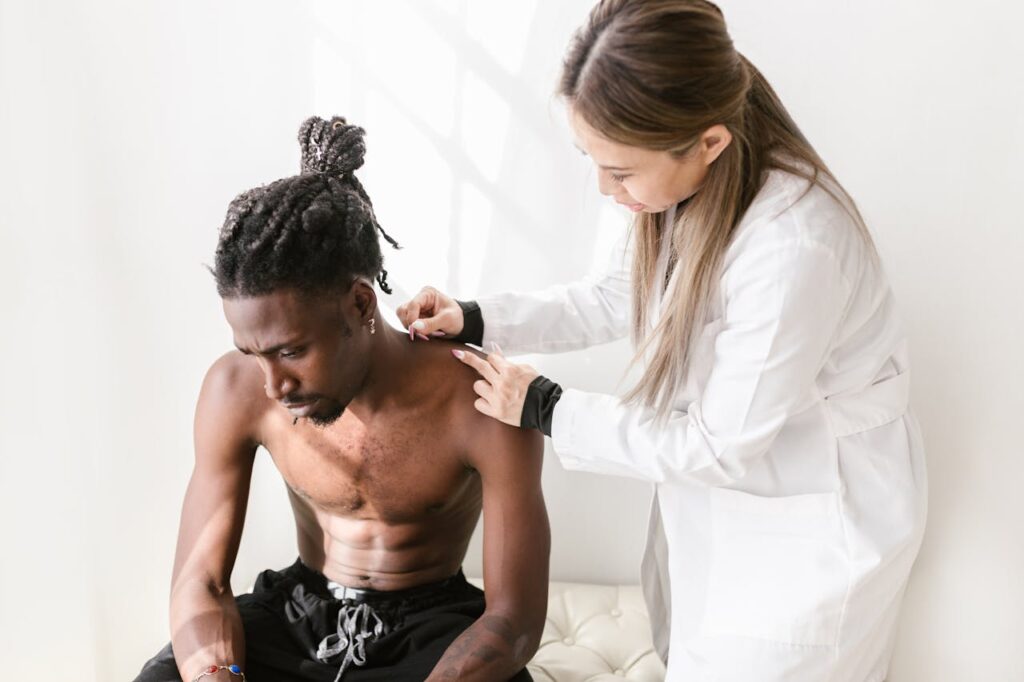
left=480, top=608, right=544, bottom=669
left=170, top=570, right=232, bottom=610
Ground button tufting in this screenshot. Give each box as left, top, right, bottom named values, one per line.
left=466, top=579, right=667, bottom=679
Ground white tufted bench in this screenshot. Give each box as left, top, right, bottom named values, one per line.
left=471, top=579, right=666, bottom=681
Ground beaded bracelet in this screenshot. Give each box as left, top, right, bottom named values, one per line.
left=191, top=664, right=245, bottom=681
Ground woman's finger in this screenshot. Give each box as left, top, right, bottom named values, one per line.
left=452, top=349, right=500, bottom=383
left=396, top=294, right=424, bottom=327
left=397, top=287, right=439, bottom=327
left=409, top=308, right=457, bottom=339
left=473, top=398, right=496, bottom=418
left=486, top=342, right=510, bottom=371
left=472, top=379, right=494, bottom=400
left=395, top=301, right=415, bottom=327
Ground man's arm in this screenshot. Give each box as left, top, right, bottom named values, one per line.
left=169, top=353, right=260, bottom=681
left=428, top=409, right=550, bottom=681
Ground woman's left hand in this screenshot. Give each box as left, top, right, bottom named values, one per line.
left=452, top=343, right=539, bottom=427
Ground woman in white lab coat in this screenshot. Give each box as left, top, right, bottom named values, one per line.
left=398, top=1, right=927, bottom=680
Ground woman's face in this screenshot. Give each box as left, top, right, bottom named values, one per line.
left=570, top=108, right=731, bottom=214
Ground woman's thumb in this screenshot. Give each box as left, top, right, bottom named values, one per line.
left=396, top=300, right=421, bottom=328
left=409, top=316, right=444, bottom=336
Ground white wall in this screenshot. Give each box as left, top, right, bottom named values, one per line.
left=0, top=1, right=1020, bottom=680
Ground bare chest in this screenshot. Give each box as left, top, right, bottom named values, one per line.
left=262, top=412, right=476, bottom=523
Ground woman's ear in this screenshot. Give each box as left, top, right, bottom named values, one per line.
left=700, top=124, right=733, bottom=165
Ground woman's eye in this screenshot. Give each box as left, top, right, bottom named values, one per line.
left=611, top=173, right=629, bottom=183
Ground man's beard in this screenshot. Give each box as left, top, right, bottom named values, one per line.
left=307, top=400, right=345, bottom=427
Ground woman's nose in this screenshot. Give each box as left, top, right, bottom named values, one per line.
left=596, top=171, right=616, bottom=196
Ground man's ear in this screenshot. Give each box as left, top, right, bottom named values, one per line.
left=700, top=124, right=733, bottom=166
left=350, top=278, right=378, bottom=324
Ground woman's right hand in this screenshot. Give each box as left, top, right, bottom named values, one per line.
left=396, top=286, right=464, bottom=340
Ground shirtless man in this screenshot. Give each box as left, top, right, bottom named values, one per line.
left=135, top=117, right=549, bottom=682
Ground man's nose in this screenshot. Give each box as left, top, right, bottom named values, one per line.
left=263, top=364, right=296, bottom=400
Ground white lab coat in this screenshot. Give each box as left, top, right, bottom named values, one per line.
left=477, top=169, right=928, bottom=682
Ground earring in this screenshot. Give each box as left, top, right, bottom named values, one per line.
left=368, top=319, right=376, bottom=335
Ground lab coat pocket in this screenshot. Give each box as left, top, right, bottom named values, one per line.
left=700, top=487, right=849, bottom=647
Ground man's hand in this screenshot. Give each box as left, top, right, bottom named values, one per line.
left=396, top=286, right=464, bottom=340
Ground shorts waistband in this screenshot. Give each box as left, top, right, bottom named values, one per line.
left=291, top=558, right=469, bottom=604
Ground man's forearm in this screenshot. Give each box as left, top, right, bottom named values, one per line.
left=170, top=579, right=246, bottom=682
left=426, top=611, right=536, bottom=681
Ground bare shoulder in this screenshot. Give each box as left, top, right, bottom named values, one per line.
left=195, top=350, right=272, bottom=452
left=434, top=344, right=543, bottom=475
left=465, top=405, right=544, bottom=483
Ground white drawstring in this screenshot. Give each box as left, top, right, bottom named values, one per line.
left=315, top=601, right=388, bottom=682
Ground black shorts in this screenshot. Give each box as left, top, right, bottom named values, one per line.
left=135, top=559, right=533, bottom=682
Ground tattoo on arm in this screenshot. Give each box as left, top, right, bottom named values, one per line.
left=481, top=614, right=516, bottom=645
left=436, top=614, right=520, bottom=678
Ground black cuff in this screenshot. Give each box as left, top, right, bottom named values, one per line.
left=520, top=375, right=563, bottom=437
left=454, top=299, right=484, bottom=346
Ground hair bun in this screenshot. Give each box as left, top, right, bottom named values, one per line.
left=298, top=116, right=367, bottom=176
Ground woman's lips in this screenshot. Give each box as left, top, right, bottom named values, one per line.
left=617, top=200, right=645, bottom=212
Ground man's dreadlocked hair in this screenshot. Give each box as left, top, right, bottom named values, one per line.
left=214, top=116, right=400, bottom=299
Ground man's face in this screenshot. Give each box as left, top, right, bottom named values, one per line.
left=223, top=288, right=372, bottom=426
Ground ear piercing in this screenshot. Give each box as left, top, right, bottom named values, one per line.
left=369, top=319, right=376, bottom=335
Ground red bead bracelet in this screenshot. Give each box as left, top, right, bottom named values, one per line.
left=191, top=664, right=245, bottom=681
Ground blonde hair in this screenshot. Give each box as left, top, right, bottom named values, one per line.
left=560, top=0, right=875, bottom=419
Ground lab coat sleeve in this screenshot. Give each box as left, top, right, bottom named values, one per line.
left=476, top=233, right=633, bottom=355
left=551, top=239, right=853, bottom=486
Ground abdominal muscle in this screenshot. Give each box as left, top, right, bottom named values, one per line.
left=287, top=481, right=483, bottom=591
